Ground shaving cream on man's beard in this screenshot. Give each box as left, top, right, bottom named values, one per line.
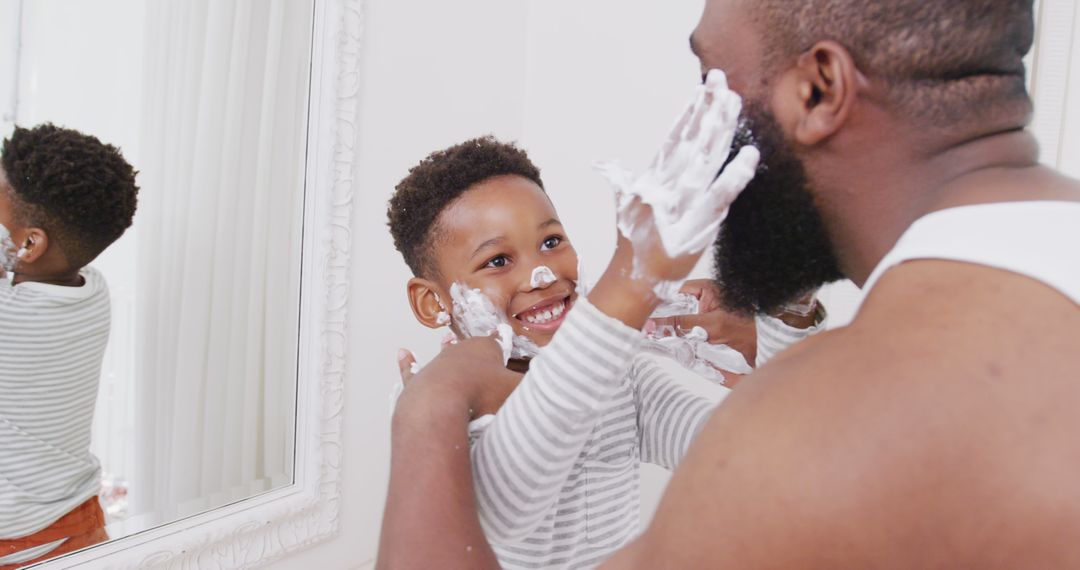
left=0, top=223, right=18, bottom=275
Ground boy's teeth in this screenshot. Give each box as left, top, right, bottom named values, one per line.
left=522, top=300, right=565, bottom=324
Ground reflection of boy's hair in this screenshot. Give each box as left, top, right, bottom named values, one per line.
left=387, top=135, right=545, bottom=279
left=1, top=124, right=139, bottom=269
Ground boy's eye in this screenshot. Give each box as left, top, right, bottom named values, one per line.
left=484, top=255, right=510, bottom=269
left=541, top=236, right=562, bottom=251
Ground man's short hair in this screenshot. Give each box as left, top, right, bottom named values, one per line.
left=1, top=124, right=139, bottom=268
left=748, top=0, right=1035, bottom=123
left=387, top=136, right=545, bottom=278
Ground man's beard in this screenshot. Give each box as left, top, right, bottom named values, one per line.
left=713, top=102, right=844, bottom=315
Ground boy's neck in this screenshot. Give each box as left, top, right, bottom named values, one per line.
left=507, top=358, right=530, bottom=374
left=13, top=268, right=85, bottom=287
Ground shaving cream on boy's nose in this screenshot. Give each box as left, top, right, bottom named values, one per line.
left=530, top=266, right=557, bottom=289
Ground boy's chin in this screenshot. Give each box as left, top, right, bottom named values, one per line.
left=514, top=329, right=553, bottom=349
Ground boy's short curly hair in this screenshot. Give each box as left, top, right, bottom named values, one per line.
left=1, top=124, right=139, bottom=269
left=388, top=136, right=544, bottom=278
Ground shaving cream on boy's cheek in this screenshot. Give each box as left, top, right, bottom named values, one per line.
left=448, top=282, right=543, bottom=363
left=449, top=283, right=514, bottom=364
left=0, top=223, right=18, bottom=273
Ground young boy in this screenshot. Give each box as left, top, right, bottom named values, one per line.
left=0, top=124, right=138, bottom=569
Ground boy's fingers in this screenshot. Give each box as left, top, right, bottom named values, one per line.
left=680, top=279, right=722, bottom=312
left=679, top=280, right=708, bottom=300
left=397, top=348, right=417, bottom=383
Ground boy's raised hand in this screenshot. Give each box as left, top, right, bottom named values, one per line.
left=596, top=69, right=759, bottom=286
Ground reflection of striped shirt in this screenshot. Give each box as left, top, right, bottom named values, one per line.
left=756, top=308, right=827, bottom=367
left=470, top=299, right=817, bottom=569
left=0, top=268, right=109, bottom=539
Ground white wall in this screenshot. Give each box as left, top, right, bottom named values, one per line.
left=0, top=0, right=19, bottom=134
left=1030, top=0, right=1080, bottom=177
left=269, top=1, right=1080, bottom=567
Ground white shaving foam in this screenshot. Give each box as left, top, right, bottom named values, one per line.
left=0, top=223, right=16, bottom=274
left=530, top=265, right=557, bottom=289
left=450, top=283, right=504, bottom=338
left=652, top=280, right=686, bottom=303
left=511, top=334, right=541, bottom=360
left=651, top=292, right=700, bottom=318
left=495, top=323, right=515, bottom=364
left=409, top=361, right=421, bottom=375
left=448, top=283, right=550, bottom=362
left=595, top=69, right=759, bottom=284
left=574, top=258, right=592, bottom=298
left=644, top=303, right=752, bottom=385
left=436, top=311, right=451, bottom=325
left=449, top=283, right=517, bottom=365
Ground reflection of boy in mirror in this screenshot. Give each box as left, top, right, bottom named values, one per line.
left=386, top=136, right=814, bottom=569
left=0, top=124, right=138, bottom=569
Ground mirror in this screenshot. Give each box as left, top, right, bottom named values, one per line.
left=0, top=0, right=315, bottom=567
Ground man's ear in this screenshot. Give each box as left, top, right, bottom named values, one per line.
left=778, top=40, right=864, bottom=146
left=407, top=277, right=450, bottom=329
left=15, top=228, right=49, bottom=265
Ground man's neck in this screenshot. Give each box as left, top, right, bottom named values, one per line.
left=819, top=126, right=1040, bottom=286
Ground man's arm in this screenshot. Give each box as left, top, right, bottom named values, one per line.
left=604, top=335, right=866, bottom=569
left=377, top=342, right=505, bottom=570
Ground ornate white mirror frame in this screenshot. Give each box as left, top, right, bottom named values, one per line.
left=35, top=0, right=360, bottom=566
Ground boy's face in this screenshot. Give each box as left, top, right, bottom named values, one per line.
left=0, top=170, right=24, bottom=271
left=0, top=168, right=19, bottom=229
left=432, top=175, right=579, bottom=348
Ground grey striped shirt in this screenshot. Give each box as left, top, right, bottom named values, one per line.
left=471, top=299, right=818, bottom=569
left=0, top=267, right=109, bottom=539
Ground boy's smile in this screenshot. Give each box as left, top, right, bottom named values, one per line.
left=433, top=174, right=579, bottom=348
left=512, top=292, right=569, bottom=331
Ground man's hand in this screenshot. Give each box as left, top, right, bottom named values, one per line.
left=380, top=337, right=506, bottom=570
left=395, top=336, right=521, bottom=423
left=646, top=279, right=758, bottom=365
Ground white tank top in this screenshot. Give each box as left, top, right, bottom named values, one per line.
left=860, top=201, right=1080, bottom=308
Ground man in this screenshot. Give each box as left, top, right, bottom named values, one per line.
left=379, top=0, right=1080, bottom=567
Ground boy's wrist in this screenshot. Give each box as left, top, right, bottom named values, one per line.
left=587, top=264, right=663, bottom=331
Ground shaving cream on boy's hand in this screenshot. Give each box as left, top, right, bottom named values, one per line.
left=596, top=69, right=759, bottom=282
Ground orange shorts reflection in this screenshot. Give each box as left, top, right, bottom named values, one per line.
left=0, top=497, right=109, bottom=570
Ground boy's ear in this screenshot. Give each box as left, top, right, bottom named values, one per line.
left=407, top=277, right=450, bottom=329
left=16, top=228, right=49, bottom=265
